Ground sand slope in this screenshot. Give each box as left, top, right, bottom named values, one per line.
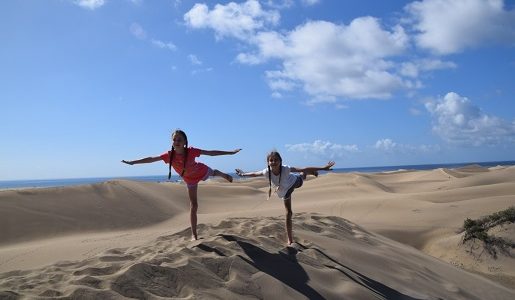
left=1, top=214, right=513, bottom=300
left=0, top=180, right=190, bottom=245
left=1, top=165, right=515, bottom=298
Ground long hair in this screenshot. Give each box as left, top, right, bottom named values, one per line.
left=168, top=129, right=188, bottom=179
left=266, top=151, right=282, bottom=198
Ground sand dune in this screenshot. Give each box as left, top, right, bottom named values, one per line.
left=1, top=166, right=514, bottom=298
left=0, top=180, right=190, bottom=245
left=1, top=214, right=514, bottom=299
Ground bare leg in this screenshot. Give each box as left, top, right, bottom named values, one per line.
left=284, top=197, right=294, bottom=246
left=188, top=186, right=199, bottom=240
left=213, top=169, right=233, bottom=182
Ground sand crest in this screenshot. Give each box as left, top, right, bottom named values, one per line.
left=1, top=166, right=515, bottom=298
left=1, top=214, right=514, bottom=300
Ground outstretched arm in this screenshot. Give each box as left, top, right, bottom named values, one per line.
left=235, top=169, right=263, bottom=178
left=200, top=149, right=242, bottom=156
left=121, top=156, right=162, bottom=165
left=290, top=161, right=336, bottom=173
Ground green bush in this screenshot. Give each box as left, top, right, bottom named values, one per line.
left=462, top=206, right=515, bottom=258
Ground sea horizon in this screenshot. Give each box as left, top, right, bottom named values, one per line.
left=1, top=160, right=514, bottom=190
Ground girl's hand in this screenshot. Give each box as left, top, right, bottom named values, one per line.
left=324, top=161, right=335, bottom=170
left=121, top=160, right=134, bottom=165
left=235, top=169, right=244, bottom=176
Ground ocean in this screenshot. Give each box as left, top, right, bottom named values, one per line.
left=1, top=160, right=514, bottom=190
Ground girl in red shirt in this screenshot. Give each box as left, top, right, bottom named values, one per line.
left=122, top=129, right=241, bottom=240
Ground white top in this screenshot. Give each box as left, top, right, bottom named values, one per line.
left=261, top=165, right=298, bottom=199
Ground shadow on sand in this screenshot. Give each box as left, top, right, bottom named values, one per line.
left=219, top=234, right=422, bottom=300
left=303, top=244, right=422, bottom=300
left=219, top=234, right=325, bottom=300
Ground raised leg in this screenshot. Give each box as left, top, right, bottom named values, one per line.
left=213, top=169, right=233, bottom=182
left=301, top=170, right=318, bottom=179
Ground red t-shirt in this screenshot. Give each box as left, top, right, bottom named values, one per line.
left=160, top=147, right=209, bottom=184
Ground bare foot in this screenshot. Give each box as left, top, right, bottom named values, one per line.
left=191, top=235, right=198, bottom=241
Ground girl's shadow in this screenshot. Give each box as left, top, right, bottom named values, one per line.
left=218, top=234, right=421, bottom=300
left=219, top=234, right=325, bottom=300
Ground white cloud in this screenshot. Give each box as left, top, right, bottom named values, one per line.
left=374, top=138, right=441, bottom=153
left=400, top=58, right=456, bottom=78
left=374, top=138, right=397, bottom=151
left=245, top=18, right=410, bottom=100
left=286, top=140, right=359, bottom=157
left=265, top=70, right=296, bottom=91
left=130, top=23, right=147, bottom=40
left=425, top=92, right=515, bottom=145
left=75, top=0, right=105, bottom=10
left=405, top=0, right=515, bottom=54
left=264, top=0, right=294, bottom=9
left=184, top=2, right=478, bottom=104
left=188, top=54, right=202, bottom=65
left=184, top=0, right=280, bottom=40
left=288, top=139, right=441, bottom=157
left=151, top=39, right=177, bottom=51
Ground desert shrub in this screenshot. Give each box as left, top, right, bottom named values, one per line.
left=462, top=206, right=515, bottom=258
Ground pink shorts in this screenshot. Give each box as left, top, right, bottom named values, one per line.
left=186, top=167, right=214, bottom=189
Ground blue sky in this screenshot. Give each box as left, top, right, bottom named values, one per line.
left=1, top=0, right=515, bottom=180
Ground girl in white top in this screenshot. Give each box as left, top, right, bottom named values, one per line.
left=235, top=151, right=335, bottom=246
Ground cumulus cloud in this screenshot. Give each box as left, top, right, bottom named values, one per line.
left=75, top=0, right=105, bottom=10
left=286, top=140, right=359, bottom=157
left=246, top=18, right=411, bottom=100
left=425, top=92, right=515, bottom=145
left=288, top=139, right=440, bottom=157
left=184, top=0, right=280, bottom=40
left=405, top=0, right=515, bottom=54
left=184, top=1, right=489, bottom=103
left=374, top=138, right=397, bottom=151
left=400, top=58, right=456, bottom=78
left=374, top=138, right=441, bottom=153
